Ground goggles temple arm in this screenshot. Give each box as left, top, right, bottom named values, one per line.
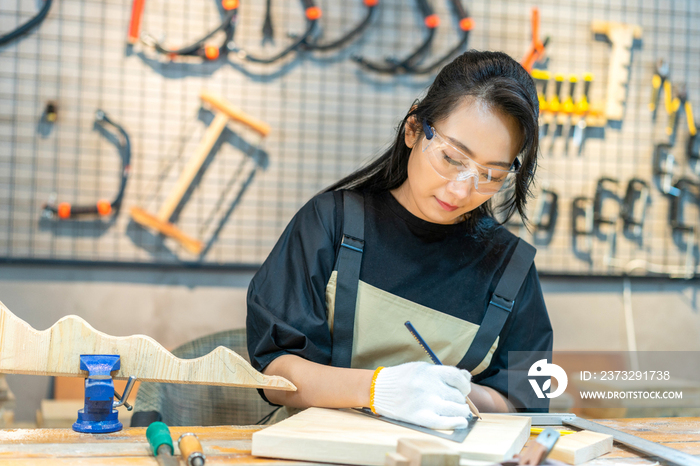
left=421, top=119, right=434, bottom=139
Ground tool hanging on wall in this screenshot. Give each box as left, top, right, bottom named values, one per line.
left=261, top=0, right=274, bottom=44
left=571, top=73, right=596, bottom=151
left=520, top=6, right=549, bottom=73
left=44, top=101, right=58, bottom=123
left=404, top=0, right=474, bottom=74
left=593, top=177, right=620, bottom=231
left=620, top=178, right=650, bottom=236
left=127, top=0, right=147, bottom=45
left=652, top=143, right=681, bottom=196
left=532, top=188, right=558, bottom=234
left=537, top=69, right=605, bottom=154
left=141, top=0, right=239, bottom=61
left=591, top=20, right=642, bottom=121
left=648, top=59, right=670, bottom=118
left=232, top=0, right=321, bottom=64
left=0, top=0, right=53, bottom=46
left=669, top=179, right=699, bottom=278
left=42, top=110, right=132, bottom=220
left=666, top=83, right=697, bottom=146
left=352, top=0, right=438, bottom=74
left=130, top=91, right=270, bottom=255
left=572, top=196, right=594, bottom=256
left=303, top=0, right=379, bottom=52
left=558, top=75, right=578, bottom=151
left=689, top=129, right=700, bottom=175
left=669, top=179, right=699, bottom=233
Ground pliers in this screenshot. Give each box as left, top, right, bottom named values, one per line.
left=666, top=82, right=697, bottom=145
left=520, top=6, right=549, bottom=73
left=649, top=59, right=670, bottom=116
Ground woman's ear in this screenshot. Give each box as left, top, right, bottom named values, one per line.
left=404, top=115, right=420, bottom=149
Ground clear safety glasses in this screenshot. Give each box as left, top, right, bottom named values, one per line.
left=421, top=120, right=521, bottom=195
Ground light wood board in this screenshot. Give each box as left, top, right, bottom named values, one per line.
left=251, top=407, right=531, bottom=465
left=0, top=301, right=295, bottom=391
left=548, top=430, right=613, bottom=465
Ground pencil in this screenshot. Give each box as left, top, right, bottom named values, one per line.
left=531, top=427, right=575, bottom=435
left=404, top=321, right=482, bottom=420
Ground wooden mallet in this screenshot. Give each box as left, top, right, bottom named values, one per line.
left=131, top=90, right=270, bottom=254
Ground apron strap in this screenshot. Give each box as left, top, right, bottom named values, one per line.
left=458, top=239, right=536, bottom=372
left=330, top=190, right=365, bottom=368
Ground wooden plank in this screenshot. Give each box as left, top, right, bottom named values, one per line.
left=251, top=408, right=530, bottom=466
left=0, top=301, right=295, bottom=391
left=0, top=426, right=264, bottom=445
left=0, top=422, right=699, bottom=465
left=0, top=458, right=318, bottom=466
left=0, top=439, right=251, bottom=458
left=395, top=438, right=459, bottom=466
left=548, top=430, right=613, bottom=465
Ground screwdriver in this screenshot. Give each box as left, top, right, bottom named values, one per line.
left=179, top=433, right=207, bottom=466
left=548, top=74, right=565, bottom=114
left=146, top=422, right=178, bottom=466
left=573, top=73, right=594, bottom=149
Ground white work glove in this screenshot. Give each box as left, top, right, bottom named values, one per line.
left=370, top=361, right=473, bottom=430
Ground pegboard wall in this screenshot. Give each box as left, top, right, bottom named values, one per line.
left=0, top=0, right=699, bottom=277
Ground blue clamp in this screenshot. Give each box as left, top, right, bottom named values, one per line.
left=72, top=355, right=136, bottom=434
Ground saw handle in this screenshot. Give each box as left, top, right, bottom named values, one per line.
left=199, top=90, right=271, bottom=137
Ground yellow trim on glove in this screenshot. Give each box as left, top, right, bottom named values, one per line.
left=369, top=366, right=385, bottom=414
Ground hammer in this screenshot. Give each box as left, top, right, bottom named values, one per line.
left=131, top=90, right=270, bottom=254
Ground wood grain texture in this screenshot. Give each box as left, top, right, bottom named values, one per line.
left=395, top=438, right=459, bottom=466
left=548, top=431, right=613, bottom=465
left=0, top=301, right=295, bottom=391
left=251, top=408, right=530, bottom=466
left=1, top=418, right=699, bottom=465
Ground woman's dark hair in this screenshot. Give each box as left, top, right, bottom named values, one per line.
left=324, top=50, right=540, bottom=231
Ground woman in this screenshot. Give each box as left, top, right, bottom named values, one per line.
left=246, top=50, right=553, bottom=429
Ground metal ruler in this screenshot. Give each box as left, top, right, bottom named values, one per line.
left=352, top=408, right=477, bottom=443
left=507, top=413, right=700, bottom=466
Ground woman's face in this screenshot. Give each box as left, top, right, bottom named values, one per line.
left=392, top=98, right=522, bottom=225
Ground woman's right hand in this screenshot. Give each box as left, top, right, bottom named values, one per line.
left=370, top=361, right=473, bottom=430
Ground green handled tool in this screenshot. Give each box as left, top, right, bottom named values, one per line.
left=147, top=422, right=178, bottom=466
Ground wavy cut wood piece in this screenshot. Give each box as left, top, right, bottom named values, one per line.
left=0, top=301, right=295, bottom=391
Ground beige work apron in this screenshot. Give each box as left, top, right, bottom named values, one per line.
left=266, top=272, right=499, bottom=424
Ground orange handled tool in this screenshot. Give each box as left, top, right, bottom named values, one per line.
left=521, top=7, right=548, bottom=73
left=127, top=0, right=146, bottom=44
left=179, top=433, right=206, bottom=466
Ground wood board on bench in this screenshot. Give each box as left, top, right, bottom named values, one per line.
left=252, top=407, right=531, bottom=465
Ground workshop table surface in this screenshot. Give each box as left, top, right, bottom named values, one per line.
left=0, top=417, right=698, bottom=465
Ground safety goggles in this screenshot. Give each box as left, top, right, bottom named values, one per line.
left=421, top=120, right=520, bottom=195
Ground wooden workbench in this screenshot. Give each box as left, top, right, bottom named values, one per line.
left=0, top=418, right=698, bottom=465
